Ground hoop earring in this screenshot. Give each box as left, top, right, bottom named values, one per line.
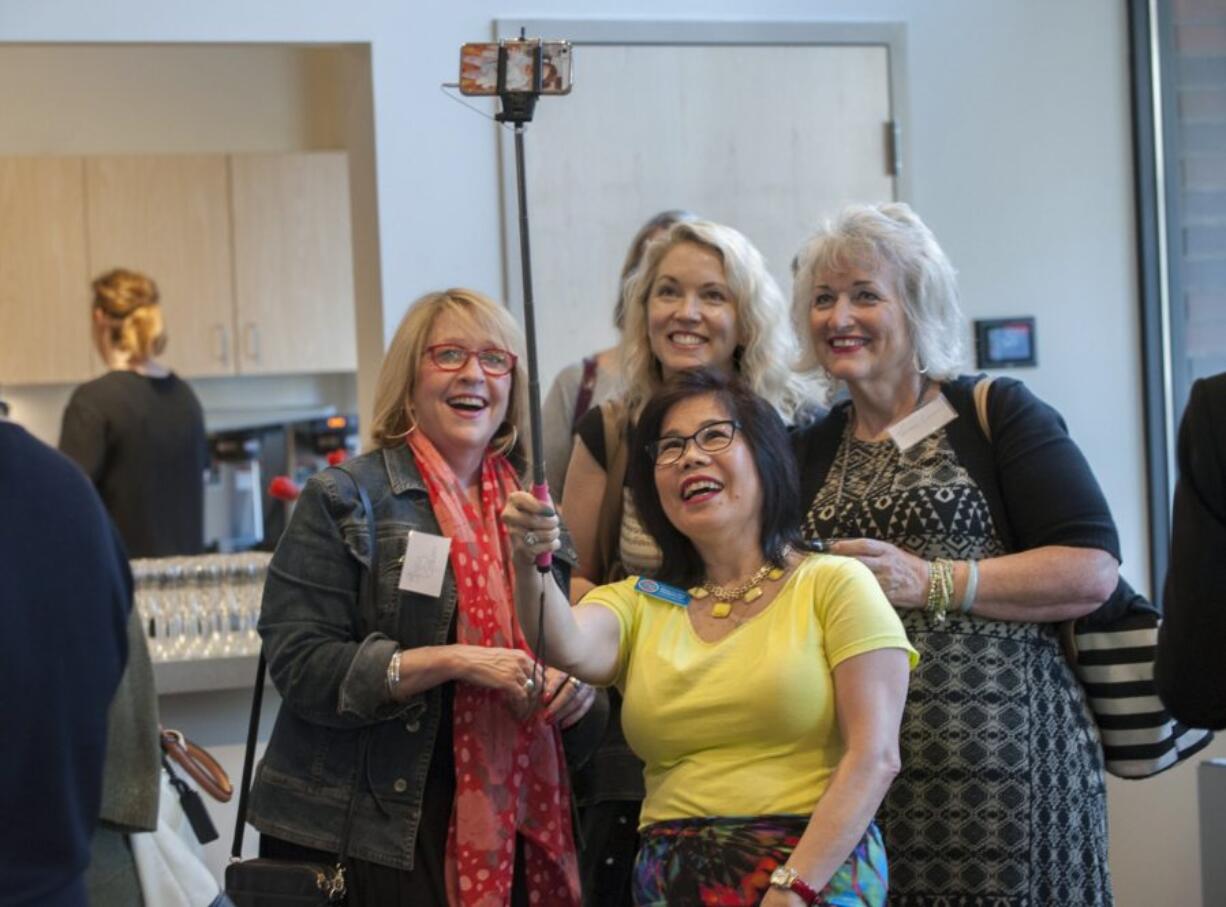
left=913, top=351, right=929, bottom=376
left=493, top=423, right=519, bottom=456
left=388, top=403, right=417, bottom=441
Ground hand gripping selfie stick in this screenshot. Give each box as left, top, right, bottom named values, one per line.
left=493, top=37, right=560, bottom=575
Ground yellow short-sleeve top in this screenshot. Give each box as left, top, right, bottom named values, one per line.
left=582, top=553, right=918, bottom=827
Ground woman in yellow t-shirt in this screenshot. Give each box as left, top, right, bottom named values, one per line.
left=504, top=369, right=916, bottom=907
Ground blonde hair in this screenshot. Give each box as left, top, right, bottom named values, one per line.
left=791, top=203, right=966, bottom=387
left=619, top=220, right=814, bottom=420
left=612, top=210, right=699, bottom=330
left=369, top=289, right=527, bottom=455
left=93, top=268, right=166, bottom=360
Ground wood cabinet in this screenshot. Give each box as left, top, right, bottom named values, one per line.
left=0, top=151, right=356, bottom=386
left=86, top=155, right=236, bottom=377
left=230, top=152, right=357, bottom=375
left=0, top=158, right=94, bottom=385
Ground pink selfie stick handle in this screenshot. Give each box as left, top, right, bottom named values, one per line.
left=533, top=482, right=553, bottom=571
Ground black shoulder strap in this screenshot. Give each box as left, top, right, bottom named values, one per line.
left=230, top=468, right=378, bottom=861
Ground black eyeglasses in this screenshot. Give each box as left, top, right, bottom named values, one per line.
left=647, top=420, right=741, bottom=466
left=424, top=344, right=518, bottom=377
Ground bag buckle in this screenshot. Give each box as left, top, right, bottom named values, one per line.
left=318, top=863, right=346, bottom=901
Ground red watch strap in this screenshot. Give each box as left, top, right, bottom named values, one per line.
left=788, top=875, right=822, bottom=905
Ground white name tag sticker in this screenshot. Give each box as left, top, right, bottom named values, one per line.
left=887, top=394, right=958, bottom=452
left=398, top=530, right=453, bottom=597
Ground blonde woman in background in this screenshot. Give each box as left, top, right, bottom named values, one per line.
left=57, top=269, right=208, bottom=902
left=57, top=268, right=208, bottom=904
left=60, top=268, right=208, bottom=558
left=540, top=209, right=697, bottom=495
left=559, top=219, right=818, bottom=906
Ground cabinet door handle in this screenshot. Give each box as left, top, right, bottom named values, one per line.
left=213, top=324, right=229, bottom=365
left=244, top=323, right=260, bottom=363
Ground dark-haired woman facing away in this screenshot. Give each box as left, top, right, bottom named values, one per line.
left=505, top=370, right=915, bottom=907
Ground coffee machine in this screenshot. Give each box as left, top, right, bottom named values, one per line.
left=203, top=433, right=264, bottom=552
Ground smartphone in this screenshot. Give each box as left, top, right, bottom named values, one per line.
left=459, top=39, right=573, bottom=96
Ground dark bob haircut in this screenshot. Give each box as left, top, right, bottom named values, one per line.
left=627, top=369, right=806, bottom=589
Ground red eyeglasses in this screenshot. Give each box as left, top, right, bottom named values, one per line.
left=424, top=344, right=518, bottom=377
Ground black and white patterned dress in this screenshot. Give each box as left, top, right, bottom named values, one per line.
left=803, top=425, right=1112, bottom=907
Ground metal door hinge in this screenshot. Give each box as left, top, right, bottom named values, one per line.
left=884, top=120, right=901, bottom=177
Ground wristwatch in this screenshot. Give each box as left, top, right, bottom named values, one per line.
left=769, top=866, right=821, bottom=905
left=768, top=866, right=820, bottom=904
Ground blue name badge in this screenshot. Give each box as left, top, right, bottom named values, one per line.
left=634, top=577, right=691, bottom=607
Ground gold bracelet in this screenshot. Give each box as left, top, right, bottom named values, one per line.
left=926, top=558, right=954, bottom=623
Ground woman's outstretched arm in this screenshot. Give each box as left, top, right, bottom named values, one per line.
left=503, top=490, right=623, bottom=685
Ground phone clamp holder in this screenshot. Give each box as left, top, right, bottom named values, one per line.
left=493, top=40, right=542, bottom=125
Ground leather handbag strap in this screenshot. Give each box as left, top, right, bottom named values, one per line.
left=592, top=400, right=629, bottom=583
left=570, top=356, right=600, bottom=430
left=231, top=468, right=379, bottom=861
left=161, top=727, right=233, bottom=803
left=973, top=376, right=995, bottom=442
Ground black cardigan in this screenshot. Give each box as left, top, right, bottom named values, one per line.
left=1156, top=372, right=1226, bottom=729
left=793, top=374, right=1120, bottom=562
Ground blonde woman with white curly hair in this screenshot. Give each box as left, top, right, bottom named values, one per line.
left=791, top=202, right=1120, bottom=906
left=559, top=219, right=816, bottom=907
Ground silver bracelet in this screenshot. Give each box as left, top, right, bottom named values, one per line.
left=386, top=649, right=402, bottom=697
left=960, top=559, right=979, bottom=614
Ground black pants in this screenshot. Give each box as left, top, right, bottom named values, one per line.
left=260, top=833, right=529, bottom=907
left=579, top=800, right=640, bottom=907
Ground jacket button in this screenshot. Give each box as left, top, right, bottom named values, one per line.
left=393, top=778, right=408, bottom=793
left=405, top=720, right=421, bottom=733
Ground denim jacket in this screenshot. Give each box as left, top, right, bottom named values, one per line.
left=247, top=444, right=578, bottom=870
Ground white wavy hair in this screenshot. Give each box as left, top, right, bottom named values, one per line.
left=791, top=202, right=966, bottom=391
left=619, top=219, right=815, bottom=420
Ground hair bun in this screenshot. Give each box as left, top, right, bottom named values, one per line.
left=93, top=268, right=160, bottom=319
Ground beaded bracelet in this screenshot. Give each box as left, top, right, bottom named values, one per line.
left=386, top=649, right=402, bottom=697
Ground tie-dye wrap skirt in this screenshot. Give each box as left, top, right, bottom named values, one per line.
left=632, top=815, right=887, bottom=906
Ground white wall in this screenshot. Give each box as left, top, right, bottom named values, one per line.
left=0, top=2, right=1194, bottom=904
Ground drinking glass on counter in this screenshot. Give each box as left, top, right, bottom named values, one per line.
left=131, top=552, right=272, bottom=662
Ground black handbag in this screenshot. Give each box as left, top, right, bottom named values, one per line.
left=1063, top=579, right=1213, bottom=778
left=223, top=651, right=352, bottom=906
left=225, top=471, right=377, bottom=906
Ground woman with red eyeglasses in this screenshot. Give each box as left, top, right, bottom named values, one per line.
left=247, top=289, right=592, bottom=906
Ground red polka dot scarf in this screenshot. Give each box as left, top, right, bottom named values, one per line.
left=408, top=432, right=580, bottom=907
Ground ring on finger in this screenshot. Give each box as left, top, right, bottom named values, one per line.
left=523, top=676, right=536, bottom=695
left=568, top=676, right=582, bottom=691
left=524, top=531, right=539, bottom=547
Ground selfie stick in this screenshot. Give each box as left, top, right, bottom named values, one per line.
left=496, top=40, right=551, bottom=574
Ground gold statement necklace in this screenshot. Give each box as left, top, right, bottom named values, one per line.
left=690, top=559, right=787, bottom=619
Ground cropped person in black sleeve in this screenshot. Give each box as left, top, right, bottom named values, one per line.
left=1, top=418, right=131, bottom=907
left=1156, top=371, right=1226, bottom=729
left=59, top=268, right=207, bottom=558
left=790, top=203, right=1120, bottom=907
